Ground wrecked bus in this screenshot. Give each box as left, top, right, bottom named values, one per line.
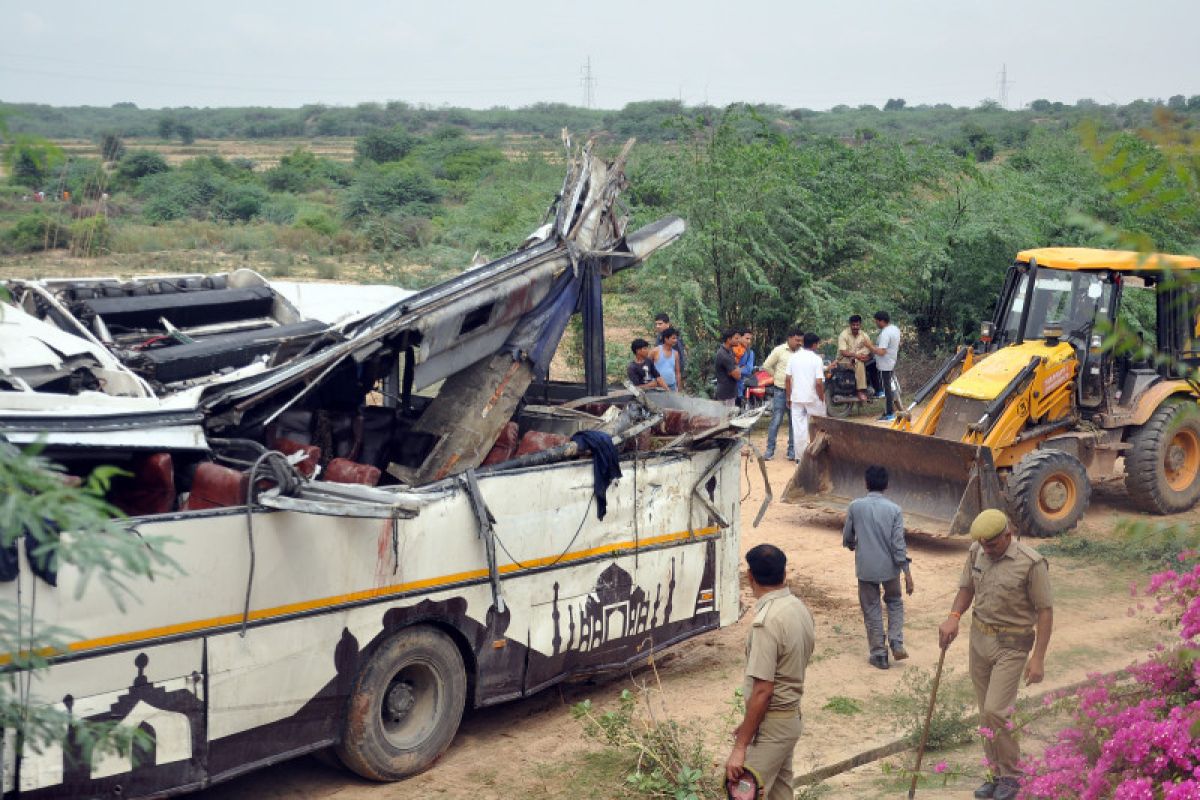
left=0, top=139, right=748, bottom=798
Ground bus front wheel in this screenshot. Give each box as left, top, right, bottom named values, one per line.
left=336, top=625, right=467, bottom=781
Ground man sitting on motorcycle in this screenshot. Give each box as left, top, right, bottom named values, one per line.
left=836, top=315, right=874, bottom=402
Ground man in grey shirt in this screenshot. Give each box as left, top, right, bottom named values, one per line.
left=843, top=465, right=913, bottom=669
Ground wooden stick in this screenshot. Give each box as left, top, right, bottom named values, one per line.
left=908, top=646, right=948, bottom=800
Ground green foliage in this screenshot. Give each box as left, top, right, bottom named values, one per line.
left=176, top=122, right=195, bottom=145
left=2, top=213, right=69, bottom=253
left=1042, top=521, right=1200, bottom=570
left=98, top=132, right=125, bottom=162
left=61, top=158, right=109, bottom=201
left=822, top=695, right=863, bottom=715
left=0, top=442, right=178, bottom=763
left=572, top=685, right=722, bottom=799
left=69, top=216, right=112, bottom=256
left=340, top=162, right=439, bottom=222
left=294, top=208, right=340, bottom=237
left=212, top=181, right=268, bottom=222
left=882, top=666, right=975, bottom=749
left=114, top=150, right=168, bottom=185
left=138, top=155, right=267, bottom=223
left=3, top=135, right=65, bottom=188
left=355, top=124, right=418, bottom=163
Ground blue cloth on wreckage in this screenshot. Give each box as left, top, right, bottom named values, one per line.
left=570, top=429, right=622, bottom=520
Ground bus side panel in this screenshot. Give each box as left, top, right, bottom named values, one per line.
left=205, top=583, right=502, bottom=781
left=10, top=640, right=205, bottom=800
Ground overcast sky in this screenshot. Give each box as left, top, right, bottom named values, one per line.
left=2, top=0, right=1196, bottom=111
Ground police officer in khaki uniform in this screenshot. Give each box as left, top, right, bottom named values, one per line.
left=726, top=544, right=816, bottom=800
left=937, top=509, right=1053, bottom=800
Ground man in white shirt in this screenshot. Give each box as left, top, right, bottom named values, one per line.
left=871, top=311, right=901, bottom=421
left=785, top=332, right=826, bottom=457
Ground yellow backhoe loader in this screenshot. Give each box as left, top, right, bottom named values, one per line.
left=784, top=247, right=1200, bottom=537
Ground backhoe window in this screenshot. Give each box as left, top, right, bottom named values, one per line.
left=1001, top=268, right=1111, bottom=345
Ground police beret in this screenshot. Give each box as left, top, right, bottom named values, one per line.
left=969, top=508, right=1009, bottom=541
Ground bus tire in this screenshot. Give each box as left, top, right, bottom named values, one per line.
left=336, top=625, right=467, bottom=781
left=1125, top=399, right=1200, bottom=514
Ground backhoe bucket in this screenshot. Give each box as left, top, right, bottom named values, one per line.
left=782, top=417, right=1005, bottom=537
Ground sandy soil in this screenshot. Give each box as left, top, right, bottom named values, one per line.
left=194, top=428, right=1178, bottom=800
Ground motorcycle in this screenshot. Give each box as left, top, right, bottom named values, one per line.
left=824, top=360, right=900, bottom=418
left=741, top=367, right=773, bottom=409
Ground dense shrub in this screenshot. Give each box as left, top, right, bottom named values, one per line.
left=1021, top=559, right=1200, bottom=798
left=212, top=182, right=268, bottom=222
left=69, top=216, right=112, bottom=256
left=294, top=209, right=339, bottom=237
left=340, top=163, right=439, bottom=222
left=354, top=125, right=418, bottom=163
left=2, top=213, right=70, bottom=253
left=115, top=151, right=168, bottom=184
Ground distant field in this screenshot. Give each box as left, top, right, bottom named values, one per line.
left=46, top=133, right=559, bottom=171
left=53, top=137, right=359, bottom=170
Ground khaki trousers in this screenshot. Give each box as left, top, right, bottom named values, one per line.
left=969, top=627, right=1031, bottom=778
left=745, top=714, right=802, bottom=800
left=838, top=357, right=869, bottom=390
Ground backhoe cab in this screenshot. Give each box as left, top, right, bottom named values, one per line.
left=785, top=247, right=1200, bottom=537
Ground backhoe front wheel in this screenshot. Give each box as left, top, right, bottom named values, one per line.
left=1007, top=450, right=1091, bottom=537
left=336, top=625, right=467, bottom=782
left=1125, top=399, right=1200, bottom=515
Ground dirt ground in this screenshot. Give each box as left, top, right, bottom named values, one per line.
left=194, top=426, right=1176, bottom=800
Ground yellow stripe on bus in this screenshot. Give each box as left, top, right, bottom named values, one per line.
left=64, top=526, right=720, bottom=655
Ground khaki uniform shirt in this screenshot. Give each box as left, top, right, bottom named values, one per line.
left=762, top=343, right=797, bottom=389
left=958, top=539, right=1053, bottom=629
left=836, top=328, right=872, bottom=362
left=744, top=587, right=816, bottom=711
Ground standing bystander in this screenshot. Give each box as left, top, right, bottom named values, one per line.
left=713, top=330, right=742, bottom=406
left=649, top=328, right=683, bottom=392
left=843, top=465, right=912, bottom=670
left=871, top=311, right=901, bottom=421
left=937, top=509, right=1054, bottom=800
left=654, top=313, right=687, bottom=375
left=761, top=329, right=803, bottom=459
left=626, top=339, right=668, bottom=390
left=736, top=328, right=756, bottom=405
left=784, top=332, right=826, bottom=454
left=725, top=544, right=816, bottom=800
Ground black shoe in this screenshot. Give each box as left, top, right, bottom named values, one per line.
left=992, top=777, right=1020, bottom=800
left=973, top=780, right=996, bottom=799
left=869, top=654, right=889, bottom=670
left=891, top=644, right=909, bottom=661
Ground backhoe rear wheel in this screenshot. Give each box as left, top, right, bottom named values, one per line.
left=1007, top=449, right=1091, bottom=537
left=1124, top=399, right=1200, bottom=514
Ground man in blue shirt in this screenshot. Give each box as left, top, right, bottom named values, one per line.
left=843, top=465, right=913, bottom=669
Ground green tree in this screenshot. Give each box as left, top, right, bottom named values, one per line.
left=340, top=163, right=439, bottom=221
left=157, top=116, right=176, bottom=140
left=176, top=122, right=195, bottom=145
left=98, top=132, right=125, bottom=162
left=3, top=135, right=65, bottom=189
left=115, top=150, right=169, bottom=184
left=354, top=124, right=418, bottom=163
left=884, top=98, right=907, bottom=111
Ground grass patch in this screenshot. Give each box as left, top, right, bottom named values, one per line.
left=822, top=695, right=863, bottom=715
left=1041, top=520, right=1200, bottom=571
